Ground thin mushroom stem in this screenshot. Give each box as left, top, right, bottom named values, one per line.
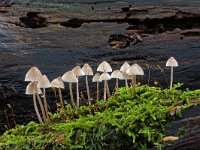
left=69, top=82, right=75, bottom=109
left=106, top=81, right=110, bottom=98
left=76, top=77, right=79, bottom=107
left=86, top=75, right=91, bottom=105
left=96, top=81, right=99, bottom=100
left=36, top=90, right=46, bottom=122
left=170, top=67, right=173, bottom=90
left=58, top=88, right=65, bottom=112
left=116, top=78, right=119, bottom=91
left=104, top=80, right=106, bottom=101
left=43, top=88, right=49, bottom=121
left=125, top=78, right=128, bottom=88
left=33, top=94, right=43, bottom=123
left=53, top=89, right=59, bottom=112
left=133, top=75, right=136, bottom=97
left=131, top=75, right=134, bottom=87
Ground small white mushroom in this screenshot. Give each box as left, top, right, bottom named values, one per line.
left=62, top=71, right=77, bottom=109
left=72, top=66, right=85, bottom=107
left=166, top=57, right=178, bottom=89
left=111, top=70, right=123, bottom=91
left=134, top=63, right=144, bottom=84
left=99, top=72, right=111, bottom=101
left=26, top=81, right=43, bottom=123
left=37, top=75, right=51, bottom=121
left=82, top=64, right=93, bottom=105
left=51, top=77, right=65, bottom=112
left=120, top=62, right=130, bottom=88
left=92, top=73, right=101, bottom=100
left=24, top=66, right=46, bottom=121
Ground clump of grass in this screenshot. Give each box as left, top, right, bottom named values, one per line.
left=0, top=84, right=200, bottom=150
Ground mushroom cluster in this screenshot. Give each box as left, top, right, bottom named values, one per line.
left=25, top=57, right=178, bottom=123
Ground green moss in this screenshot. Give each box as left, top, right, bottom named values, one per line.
left=1, top=84, right=200, bottom=150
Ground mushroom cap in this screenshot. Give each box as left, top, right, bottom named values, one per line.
left=82, top=64, right=93, bottom=76
left=92, top=73, right=101, bottom=82
left=51, top=77, right=64, bottom=89
left=62, top=71, right=78, bottom=83
left=111, top=70, right=123, bottom=79
left=166, top=57, right=178, bottom=67
left=121, top=72, right=132, bottom=80
left=97, top=61, right=112, bottom=72
left=126, top=64, right=140, bottom=75
left=99, top=72, right=111, bottom=82
left=120, top=61, right=130, bottom=73
left=134, top=63, right=144, bottom=75
left=72, top=66, right=85, bottom=76
left=25, top=66, right=42, bottom=82
left=37, top=88, right=42, bottom=94
left=37, top=75, right=51, bottom=88
left=25, top=81, right=37, bottom=95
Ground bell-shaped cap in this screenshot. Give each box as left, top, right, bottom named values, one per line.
left=126, top=64, right=140, bottom=75
left=120, top=62, right=130, bottom=73
left=99, top=72, right=111, bottom=82
left=37, top=75, right=51, bottom=88
left=97, top=61, right=112, bottom=72
left=37, top=88, right=42, bottom=94
left=51, top=77, right=64, bottom=89
left=111, top=70, right=123, bottom=79
left=62, top=71, right=78, bottom=83
left=72, top=66, right=85, bottom=76
left=25, top=67, right=42, bottom=82
left=25, top=81, right=37, bottom=95
left=92, top=73, right=101, bottom=82
left=82, top=64, right=93, bottom=76
left=166, top=57, right=178, bottom=67
left=121, top=72, right=132, bottom=80
left=134, top=63, right=144, bottom=75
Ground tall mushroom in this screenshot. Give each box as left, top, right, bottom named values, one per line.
left=26, top=81, right=43, bottom=123
left=126, top=64, right=140, bottom=96
left=92, top=73, right=101, bottom=100
left=111, top=70, right=123, bottom=91
left=82, top=64, right=93, bottom=105
left=134, top=63, right=144, bottom=85
left=25, top=66, right=46, bottom=121
left=120, top=62, right=131, bottom=88
left=62, top=71, right=77, bottom=109
left=51, top=77, right=65, bottom=112
left=166, top=57, right=178, bottom=89
left=37, top=75, right=51, bottom=121
left=99, top=72, right=111, bottom=101
left=97, top=61, right=112, bottom=98
left=72, top=66, right=85, bottom=107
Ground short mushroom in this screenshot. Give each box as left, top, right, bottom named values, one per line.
left=166, top=57, right=178, bottom=89
left=82, top=64, right=93, bottom=105
left=120, top=62, right=130, bottom=88
left=134, top=63, right=144, bottom=84
left=97, top=61, right=112, bottom=98
left=26, top=81, right=43, bottom=123
left=51, top=77, right=65, bottom=112
left=62, top=71, right=77, bottom=109
left=25, top=66, right=46, bottom=121
left=111, top=70, right=123, bottom=91
left=72, top=66, right=85, bottom=107
left=37, top=75, right=51, bottom=121
left=99, top=72, right=111, bottom=101
left=92, top=73, right=101, bottom=100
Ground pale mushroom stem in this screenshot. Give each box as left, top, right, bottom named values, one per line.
left=131, top=75, right=134, bottom=87
left=125, top=78, right=128, bottom=88
left=33, top=94, right=43, bottom=123
left=43, top=88, right=49, bottom=121
left=106, top=81, right=110, bottom=98
left=69, top=82, right=75, bottom=109
left=53, top=89, right=59, bottom=112
left=104, top=80, right=106, bottom=101
left=170, top=67, right=173, bottom=90
left=85, top=75, right=91, bottom=105
left=116, top=78, right=119, bottom=91
left=96, top=81, right=99, bottom=100
left=76, top=77, right=79, bottom=107
left=36, top=90, right=46, bottom=122
left=133, top=75, right=136, bottom=97
left=58, top=88, right=65, bottom=112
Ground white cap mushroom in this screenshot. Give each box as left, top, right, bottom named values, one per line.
left=25, top=66, right=42, bottom=82
left=99, top=72, right=111, bottom=101
left=120, top=62, right=131, bottom=88
left=92, top=73, right=101, bottom=100
left=97, top=61, right=112, bottom=72
left=111, top=70, right=123, bottom=90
